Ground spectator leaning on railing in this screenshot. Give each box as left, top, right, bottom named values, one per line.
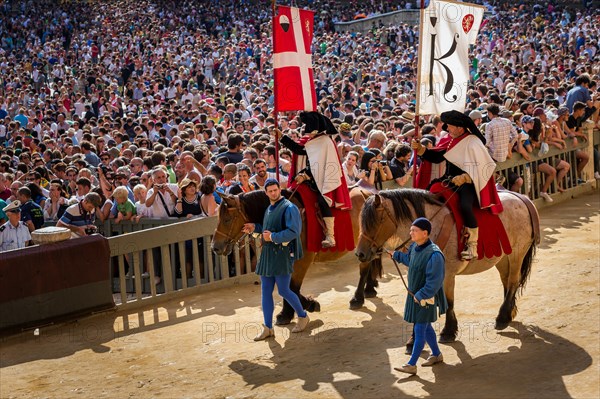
left=56, top=192, right=102, bottom=237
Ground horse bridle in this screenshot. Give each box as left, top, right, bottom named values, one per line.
left=359, top=188, right=458, bottom=255
left=213, top=196, right=251, bottom=246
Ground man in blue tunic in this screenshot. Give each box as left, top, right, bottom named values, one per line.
left=242, top=178, right=310, bottom=341
left=390, top=217, right=447, bottom=375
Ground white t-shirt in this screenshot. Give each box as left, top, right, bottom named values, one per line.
left=146, top=183, right=178, bottom=218
left=135, top=201, right=153, bottom=217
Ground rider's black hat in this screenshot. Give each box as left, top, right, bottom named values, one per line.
left=441, top=110, right=486, bottom=144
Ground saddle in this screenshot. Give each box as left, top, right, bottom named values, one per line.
left=430, top=182, right=512, bottom=260
left=292, top=184, right=355, bottom=252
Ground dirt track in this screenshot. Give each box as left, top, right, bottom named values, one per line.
left=1, top=191, right=599, bottom=399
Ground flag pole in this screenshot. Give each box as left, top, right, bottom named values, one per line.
left=272, top=0, right=280, bottom=183
left=412, top=0, right=426, bottom=187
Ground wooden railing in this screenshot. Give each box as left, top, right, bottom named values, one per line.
left=107, top=216, right=261, bottom=309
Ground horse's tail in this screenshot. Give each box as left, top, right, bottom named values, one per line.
left=508, top=190, right=539, bottom=295
left=371, top=256, right=383, bottom=280
left=518, top=240, right=536, bottom=295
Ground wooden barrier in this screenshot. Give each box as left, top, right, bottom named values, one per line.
left=0, top=235, right=113, bottom=335
left=106, top=216, right=260, bottom=309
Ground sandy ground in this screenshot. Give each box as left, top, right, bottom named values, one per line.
left=1, top=191, right=599, bottom=399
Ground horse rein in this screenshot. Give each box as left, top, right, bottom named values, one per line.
left=389, top=254, right=418, bottom=303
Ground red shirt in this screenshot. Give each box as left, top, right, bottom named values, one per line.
left=0, top=188, right=10, bottom=201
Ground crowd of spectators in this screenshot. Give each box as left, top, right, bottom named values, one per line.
left=0, top=0, right=599, bottom=250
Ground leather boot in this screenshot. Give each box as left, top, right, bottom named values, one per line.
left=461, top=227, right=479, bottom=261
left=321, top=217, right=336, bottom=248
left=253, top=325, right=274, bottom=341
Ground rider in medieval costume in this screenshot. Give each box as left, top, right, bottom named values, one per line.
left=276, top=111, right=352, bottom=248
left=412, top=110, right=503, bottom=261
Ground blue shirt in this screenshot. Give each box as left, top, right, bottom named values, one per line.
left=565, top=85, right=591, bottom=112
left=20, top=200, right=44, bottom=229
left=393, top=240, right=445, bottom=301
left=254, top=198, right=302, bottom=245
left=14, top=114, right=29, bottom=128
left=85, top=152, right=101, bottom=167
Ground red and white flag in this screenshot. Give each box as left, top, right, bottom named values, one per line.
left=273, top=6, right=316, bottom=112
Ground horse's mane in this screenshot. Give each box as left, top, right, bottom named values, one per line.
left=236, top=190, right=271, bottom=224
left=237, top=189, right=303, bottom=224
left=361, top=189, right=443, bottom=233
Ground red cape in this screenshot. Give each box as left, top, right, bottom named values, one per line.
left=288, top=135, right=352, bottom=210
left=416, top=134, right=503, bottom=214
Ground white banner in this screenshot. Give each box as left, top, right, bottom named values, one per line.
left=416, top=0, right=484, bottom=115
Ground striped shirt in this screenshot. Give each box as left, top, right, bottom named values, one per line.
left=59, top=202, right=96, bottom=227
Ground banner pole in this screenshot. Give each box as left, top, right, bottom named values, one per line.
left=413, top=0, right=426, bottom=187
left=272, top=0, right=280, bottom=183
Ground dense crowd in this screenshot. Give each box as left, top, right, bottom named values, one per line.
left=0, top=0, right=599, bottom=252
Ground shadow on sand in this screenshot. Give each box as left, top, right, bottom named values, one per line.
left=229, top=297, right=592, bottom=398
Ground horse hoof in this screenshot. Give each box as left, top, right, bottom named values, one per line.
left=275, top=314, right=293, bottom=326
left=349, top=297, right=364, bottom=310
left=495, top=321, right=510, bottom=330
left=364, top=289, right=377, bottom=298
left=438, top=334, right=456, bottom=343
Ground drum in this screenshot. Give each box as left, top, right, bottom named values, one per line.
left=31, top=226, right=72, bottom=245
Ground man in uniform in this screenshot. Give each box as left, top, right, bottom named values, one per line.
left=412, top=110, right=502, bottom=261
left=0, top=201, right=32, bottom=252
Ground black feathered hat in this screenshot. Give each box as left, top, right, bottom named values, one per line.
left=299, top=111, right=337, bottom=136
left=441, top=110, right=486, bottom=145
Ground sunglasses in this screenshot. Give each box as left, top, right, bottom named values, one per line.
left=101, top=157, right=109, bottom=160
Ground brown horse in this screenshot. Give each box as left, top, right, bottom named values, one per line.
left=212, top=188, right=376, bottom=325
left=354, top=189, right=539, bottom=342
